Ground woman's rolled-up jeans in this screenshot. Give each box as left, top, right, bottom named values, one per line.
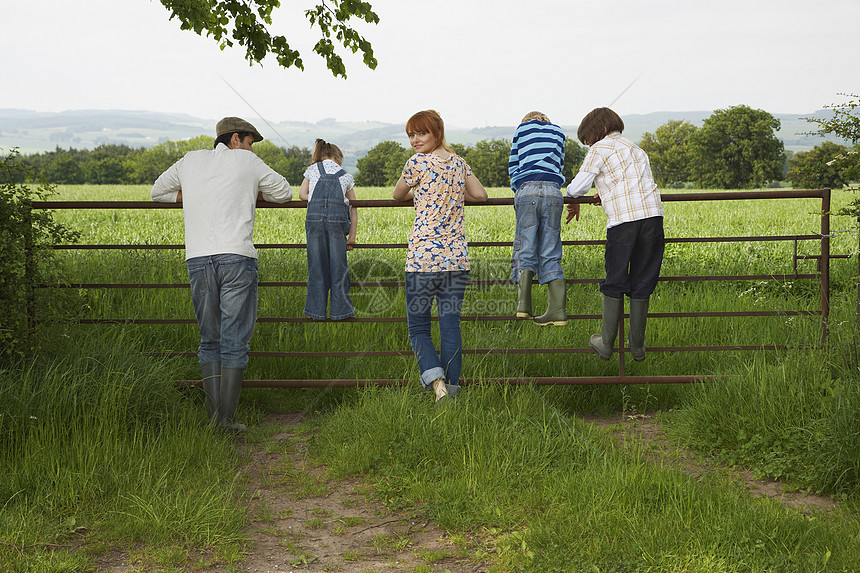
left=405, top=270, right=469, bottom=390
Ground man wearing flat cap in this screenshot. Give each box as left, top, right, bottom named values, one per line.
left=151, top=116, right=292, bottom=433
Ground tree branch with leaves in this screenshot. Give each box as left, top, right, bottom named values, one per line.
left=805, top=94, right=860, bottom=215
left=159, top=0, right=379, bottom=77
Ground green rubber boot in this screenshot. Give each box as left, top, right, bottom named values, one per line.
left=219, top=367, right=248, bottom=434
left=589, top=296, right=623, bottom=360
left=627, top=297, right=650, bottom=362
left=534, top=278, right=568, bottom=326
left=516, top=270, right=534, bottom=318
left=201, top=361, right=221, bottom=424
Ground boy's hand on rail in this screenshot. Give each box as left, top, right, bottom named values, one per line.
left=565, top=203, right=580, bottom=223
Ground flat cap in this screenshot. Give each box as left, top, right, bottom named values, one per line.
left=215, top=117, right=263, bottom=142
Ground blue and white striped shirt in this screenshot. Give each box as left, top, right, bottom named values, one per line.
left=508, top=120, right=565, bottom=192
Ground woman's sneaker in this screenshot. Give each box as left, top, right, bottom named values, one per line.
left=432, top=378, right=449, bottom=406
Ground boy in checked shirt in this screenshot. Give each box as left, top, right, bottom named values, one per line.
left=565, top=107, right=664, bottom=362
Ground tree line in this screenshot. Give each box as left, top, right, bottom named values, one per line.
left=15, top=137, right=312, bottom=186
left=639, top=105, right=858, bottom=190
left=9, top=104, right=859, bottom=190
left=355, top=104, right=857, bottom=190
left=355, top=138, right=587, bottom=188
left=13, top=135, right=583, bottom=189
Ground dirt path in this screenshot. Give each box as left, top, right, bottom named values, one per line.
left=93, top=410, right=835, bottom=572
left=231, top=411, right=835, bottom=572
left=584, top=412, right=836, bottom=515
left=233, top=412, right=487, bottom=573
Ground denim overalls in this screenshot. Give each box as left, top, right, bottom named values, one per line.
left=303, top=162, right=355, bottom=320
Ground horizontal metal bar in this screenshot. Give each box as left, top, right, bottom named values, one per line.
left=177, top=375, right=717, bottom=388
left=643, top=310, right=820, bottom=318
left=31, top=189, right=830, bottom=211
left=666, top=235, right=821, bottom=244
left=151, top=344, right=806, bottom=359
left=658, top=274, right=818, bottom=282
left=50, top=235, right=825, bottom=251
left=41, top=273, right=820, bottom=290
left=73, top=310, right=821, bottom=325
left=797, top=254, right=851, bottom=260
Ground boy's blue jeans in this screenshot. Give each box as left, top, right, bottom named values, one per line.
left=601, top=216, right=665, bottom=299
left=405, top=271, right=469, bottom=390
left=187, top=254, right=258, bottom=369
left=511, top=181, right=565, bottom=284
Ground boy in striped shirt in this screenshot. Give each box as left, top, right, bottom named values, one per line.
left=508, top=112, right=567, bottom=326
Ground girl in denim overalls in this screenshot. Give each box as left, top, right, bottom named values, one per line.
left=299, top=139, right=358, bottom=320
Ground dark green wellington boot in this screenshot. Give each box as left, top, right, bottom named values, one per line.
left=627, top=297, right=650, bottom=362
left=534, top=278, right=568, bottom=326
left=516, top=270, right=534, bottom=318
left=589, top=295, right=623, bottom=360
left=219, top=367, right=248, bottom=434
left=201, top=361, right=221, bottom=424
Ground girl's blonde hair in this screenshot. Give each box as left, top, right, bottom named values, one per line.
left=311, top=138, right=344, bottom=164
left=405, top=110, right=453, bottom=153
left=521, top=111, right=551, bottom=124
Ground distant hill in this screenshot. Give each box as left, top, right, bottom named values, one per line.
left=1, top=108, right=850, bottom=170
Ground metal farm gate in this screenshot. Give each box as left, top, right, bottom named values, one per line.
left=32, top=188, right=832, bottom=387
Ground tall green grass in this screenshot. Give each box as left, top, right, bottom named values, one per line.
left=667, top=296, right=860, bottom=498
left=312, top=383, right=860, bottom=571
left=0, top=329, right=247, bottom=571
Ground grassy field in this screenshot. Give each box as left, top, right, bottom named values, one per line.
left=2, top=184, right=860, bottom=571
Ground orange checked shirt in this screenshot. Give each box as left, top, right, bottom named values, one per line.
left=567, top=132, right=663, bottom=229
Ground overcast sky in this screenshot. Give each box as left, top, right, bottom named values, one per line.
left=2, top=0, right=858, bottom=128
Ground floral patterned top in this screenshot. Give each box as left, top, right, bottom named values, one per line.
left=402, top=152, right=473, bottom=272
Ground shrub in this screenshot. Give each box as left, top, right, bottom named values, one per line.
left=0, top=148, right=80, bottom=362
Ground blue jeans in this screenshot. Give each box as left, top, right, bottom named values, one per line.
left=601, top=216, right=665, bottom=299
left=511, top=181, right=564, bottom=284
left=405, top=271, right=469, bottom=390
left=187, top=254, right=258, bottom=368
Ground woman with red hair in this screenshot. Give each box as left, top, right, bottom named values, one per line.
left=393, top=110, right=488, bottom=405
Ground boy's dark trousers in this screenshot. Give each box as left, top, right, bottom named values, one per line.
left=600, top=216, right=664, bottom=300
left=591, top=216, right=664, bottom=362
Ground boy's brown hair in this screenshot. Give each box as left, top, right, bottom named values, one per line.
left=311, top=138, right=344, bottom=164
left=577, top=107, right=625, bottom=146
left=521, top=111, right=551, bottom=124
